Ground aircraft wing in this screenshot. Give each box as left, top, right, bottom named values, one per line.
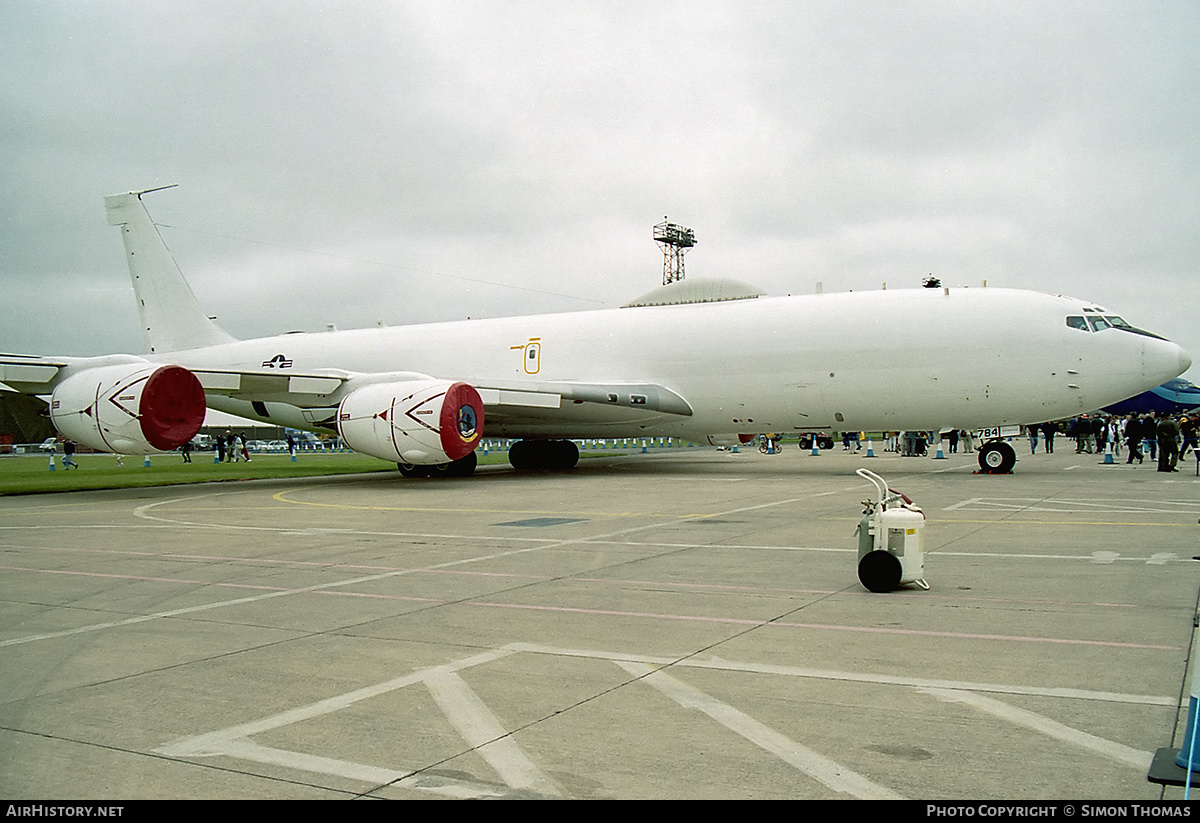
left=2, top=353, right=692, bottom=421
left=0, top=354, right=70, bottom=394
left=192, top=367, right=693, bottom=419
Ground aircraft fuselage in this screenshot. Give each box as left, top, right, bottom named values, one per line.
left=166, top=286, right=1189, bottom=440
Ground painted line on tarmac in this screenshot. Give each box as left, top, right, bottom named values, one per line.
left=920, top=687, right=1152, bottom=769
left=0, top=534, right=569, bottom=649
left=617, top=659, right=904, bottom=800
left=17, top=542, right=1183, bottom=606
left=270, top=488, right=712, bottom=519
left=424, top=668, right=562, bottom=796
left=5, top=561, right=1176, bottom=651
left=271, top=495, right=706, bottom=519
left=151, top=641, right=1171, bottom=796
left=156, top=646, right=555, bottom=799
left=945, top=496, right=1200, bottom=514
left=11, top=544, right=1181, bottom=610
left=3, top=488, right=838, bottom=648
left=469, top=600, right=1181, bottom=650
left=5, top=485, right=1188, bottom=651
left=514, top=642, right=1174, bottom=706
left=158, top=647, right=516, bottom=753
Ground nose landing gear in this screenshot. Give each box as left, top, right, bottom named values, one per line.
left=977, top=440, right=1016, bottom=474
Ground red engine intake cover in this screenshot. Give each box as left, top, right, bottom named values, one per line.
left=140, top=365, right=207, bottom=450
left=439, top=382, right=484, bottom=461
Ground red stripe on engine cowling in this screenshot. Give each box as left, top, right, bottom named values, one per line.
left=139, top=365, right=207, bottom=451
left=439, top=382, right=484, bottom=462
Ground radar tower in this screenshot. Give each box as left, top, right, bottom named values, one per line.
left=653, top=218, right=696, bottom=285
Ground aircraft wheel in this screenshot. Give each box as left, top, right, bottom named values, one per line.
left=509, top=439, right=579, bottom=471
left=398, top=451, right=478, bottom=478
left=858, top=550, right=903, bottom=593
left=445, top=451, right=478, bottom=477
left=508, top=440, right=538, bottom=470
left=978, top=441, right=1016, bottom=474
left=551, top=439, right=579, bottom=470
left=397, top=462, right=428, bottom=478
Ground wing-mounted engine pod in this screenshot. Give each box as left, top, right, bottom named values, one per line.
left=50, top=363, right=206, bottom=454
left=703, top=434, right=756, bottom=447
left=336, top=379, right=484, bottom=465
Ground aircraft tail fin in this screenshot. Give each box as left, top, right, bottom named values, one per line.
left=105, top=187, right=236, bottom=354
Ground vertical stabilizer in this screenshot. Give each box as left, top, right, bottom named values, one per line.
left=105, top=188, right=236, bottom=353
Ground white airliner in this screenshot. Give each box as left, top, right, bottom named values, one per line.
left=0, top=188, right=1191, bottom=477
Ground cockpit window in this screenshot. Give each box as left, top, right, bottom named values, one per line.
left=1066, top=313, right=1167, bottom=340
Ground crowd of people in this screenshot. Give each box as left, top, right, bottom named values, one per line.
left=1024, top=412, right=1197, bottom=473
left=214, top=429, right=253, bottom=463
left=48, top=430, right=309, bottom=469
left=829, top=412, right=1197, bottom=473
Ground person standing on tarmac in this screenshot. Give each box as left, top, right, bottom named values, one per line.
left=1180, top=416, right=1197, bottom=461
left=1125, top=414, right=1144, bottom=464
left=1143, top=414, right=1158, bottom=462
left=1041, top=421, right=1056, bottom=454
left=1156, top=413, right=1180, bottom=473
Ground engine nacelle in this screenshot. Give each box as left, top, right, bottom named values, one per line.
left=337, top=379, right=484, bottom=465
left=703, top=434, right=756, bottom=447
left=50, top=364, right=206, bottom=454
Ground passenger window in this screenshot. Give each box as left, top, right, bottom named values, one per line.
left=1066, top=316, right=1089, bottom=332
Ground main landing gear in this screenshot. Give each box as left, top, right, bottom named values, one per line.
left=508, top=439, right=579, bottom=471
left=976, top=440, right=1016, bottom=474
left=396, top=439, right=582, bottom=478
left=397, top=451, right=477, bottom=478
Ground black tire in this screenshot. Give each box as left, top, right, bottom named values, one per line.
left=978, top=441, right=1016, bottom=474
left=858, top=550, right=903, bottom=593
left=551, top=439, right=579, bottom=470
left=398, top=451, right=478, bottom=479
left=508, top=439, right=538, bottom=470
left=397, top=462, right=428, bottom=478
left=445, top=451, right=478, bottom=477
left=509, top=439, right=578, bottom=471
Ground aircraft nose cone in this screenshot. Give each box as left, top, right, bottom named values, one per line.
left=1157, top=340, right=1192, bottom=383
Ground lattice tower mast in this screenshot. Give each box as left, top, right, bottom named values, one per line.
left=653, top=219, right=696, bottom=285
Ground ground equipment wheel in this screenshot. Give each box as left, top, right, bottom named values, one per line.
left=858, top=550, right=903, bottom=593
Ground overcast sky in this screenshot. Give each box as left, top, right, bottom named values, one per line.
left=3, top=1, right=1198, bottom=380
